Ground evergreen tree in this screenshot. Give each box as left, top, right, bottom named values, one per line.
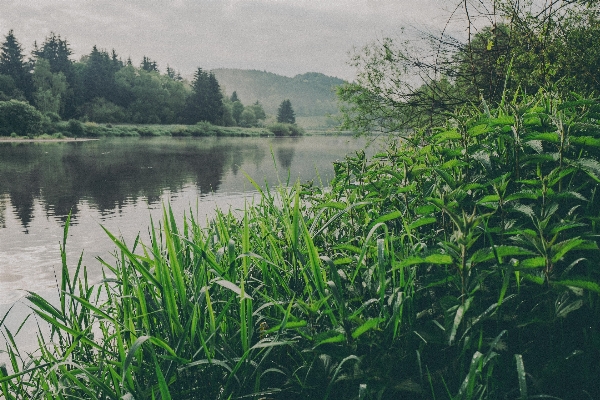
left=166, top=65, right=176, bottom=79
left=230, top=91, right=239, bottom=102
left=231, top=100, right=244, bottom=125
left=141, top=56, right=158, bottom=73
left=276, top=99, right=295, bottom=124
left=83, top=46, right=119, bottom=104
left=0, top=30, right=33, bottom=102
left=183, top=68, right=224, bottom=124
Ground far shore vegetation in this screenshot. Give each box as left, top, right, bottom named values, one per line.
left=2, top=0, right=600, bottom=399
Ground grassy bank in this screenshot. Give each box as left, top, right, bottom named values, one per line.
left=1, top=91, right=599, bottom=399
left=8, top=120, right=308, bottom=139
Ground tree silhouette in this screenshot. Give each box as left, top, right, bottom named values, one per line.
left=276, top=99, right=295, bottom=124
left=0, top=30, right=33, bottom=101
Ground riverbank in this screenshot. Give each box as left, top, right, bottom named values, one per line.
left=1, top=94, right=600, bottom=398
left=0, top=137, right=99, bottom=143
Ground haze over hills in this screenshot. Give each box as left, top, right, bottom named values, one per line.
left=211, top=69, right=346, bottom=118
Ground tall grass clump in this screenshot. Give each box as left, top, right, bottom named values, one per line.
left=1, top=90, right=599, bottom=399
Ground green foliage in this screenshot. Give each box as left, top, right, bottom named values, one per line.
left=268, top=122, right=304, bottom=136
left=0, top=100, right=43, bottom=136
left=2, top=92, right=600, bottom=399
left=277, top=99, right=296, bottom=124
left=182, top=68, right=224, bottom=125
left=0, top=30, right=33, bottom=102
left=66, top=118, right=84, bottom=136
left=81, top=97, right=127, bottom=123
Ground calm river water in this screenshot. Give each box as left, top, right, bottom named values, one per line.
left=0, top=135, right=373, bottom=306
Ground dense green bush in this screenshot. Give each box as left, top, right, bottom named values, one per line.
left=0, top=100, right=43, bottom=136
left=268, top=122, right=304, bottom=136
left=67, top=118, right=84, bottom=137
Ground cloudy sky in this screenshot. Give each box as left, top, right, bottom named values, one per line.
left=1, top=0, right=463, bottom=81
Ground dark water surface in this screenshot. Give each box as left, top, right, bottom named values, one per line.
left=0, top=135, right=371, bottom=305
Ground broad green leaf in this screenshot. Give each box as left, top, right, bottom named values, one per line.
left=425, top=254, right=453, bottom=264
left=441, top=159, right=469, bottom=169
left=518, top=257, right=546, bottom=269
left=415, top=205, right=436, bottom=215
left=407, top=216, right=437, bottom=230
left=477, top=195, right=500, bottom=204
left=523, top=132, right=559, bottom=143
left=318, top=202, right=347, bottom=210
left=372, top=211, right=403, bottom=225
left=570, top=136, right=600, bottom=147
left=468, top=124, right=489, bottom=136
left=553, top=279, right=600, bottom=293
left=315, top=333, right=345, bottom=346
left=433, top=130, right=461, bottom=143
left=449, top=297, right=471, bottom=345
left=352, top=318, right=382, bottom=339
left=488, top=115, right=515, bottom=126
left=397, top=254, right=453, bottom=268
left=471, top=246, right=535, bottom=263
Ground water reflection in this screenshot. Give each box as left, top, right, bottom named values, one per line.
left=0, top=135, right=372, bottom=305
left=0, top=136, right=368, bottom=230
left=0, top=139, right=263, bottom=229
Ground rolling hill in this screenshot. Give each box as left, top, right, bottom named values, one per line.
left=211, top=69, right=346, bottom=118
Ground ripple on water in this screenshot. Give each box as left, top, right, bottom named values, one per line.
left=0, top=245, right=61, bottom=305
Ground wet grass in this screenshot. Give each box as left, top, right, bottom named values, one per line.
left=1, top=91, right=599, bottom=399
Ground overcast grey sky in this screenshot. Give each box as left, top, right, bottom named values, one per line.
left=1, top=0, right=461, bottom=81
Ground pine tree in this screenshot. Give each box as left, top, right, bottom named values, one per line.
left=141, top=56, right=158, bottom=73
left=83, top=46, right=118, bottom=104
left=276, top=99, right=295, bottom=124
left=0, top=30, right=33, bottom=101
left=182, top=68, right=224, bottom=124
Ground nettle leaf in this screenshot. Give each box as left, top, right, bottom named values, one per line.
left=523, top=116, right=542, bottom=127
left=415, top=204, right=436, bottom=215
left=523, top=132, right=560, bottom=143
left=477, top=194, right=500, bottom=204
left=517, top=257, right=546, bottom=269
left=513, top=204, right=535, bottom=219
left=525, top=140, right=543, bottom=153
left=553, top=279, right=600, bottom=293
left=488, top=115, right=515, bottom=127
left=433, top=130, right=462, bottom=143
left=397, top=254, right=453, bottom=268
left=549, top=222, right=587, bottom=236
left=471, top=246, right=535, bottom=264
left=505, top=190, right=540, bottom=202
left=570, top=136, right=600, bottom=147
left=441, top=159, right=469, bottom=169
left=468, top=124, right=489, bottom=137
left=572, top=158, right=600, bottom=182
left=318, top=202, right=347, bottom=210
left=372, top=211, right=403, bottom=225
left=407, top=216, right=437, bottom=230
left=552, top=239, right=597, bottom=263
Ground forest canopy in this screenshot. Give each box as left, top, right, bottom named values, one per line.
left=0, top=31, right=267, bottom=129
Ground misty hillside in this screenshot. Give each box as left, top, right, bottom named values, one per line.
left=211, top=69, right=346, bottom=117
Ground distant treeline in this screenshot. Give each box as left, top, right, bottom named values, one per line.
left=0, top=30, right=268, bottom=127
